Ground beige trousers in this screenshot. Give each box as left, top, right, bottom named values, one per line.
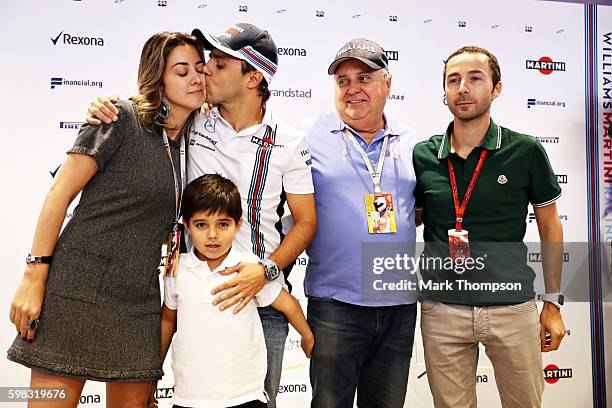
left=420, top=300, right=544, bottom=408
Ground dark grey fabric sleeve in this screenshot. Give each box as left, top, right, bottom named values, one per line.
left=67, top=100, right=136, bottom=172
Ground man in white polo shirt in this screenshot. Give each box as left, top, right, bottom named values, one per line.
left=86, top=23, right=316, bottom=408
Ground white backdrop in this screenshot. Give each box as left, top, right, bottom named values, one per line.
left=0, top=0, right=608, bottom=406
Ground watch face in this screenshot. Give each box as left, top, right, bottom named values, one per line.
left=558, top=294, right=565, bottom=305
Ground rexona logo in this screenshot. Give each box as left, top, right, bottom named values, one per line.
left=526, top=57, right=566, bottom=75
left=278, top=383, right=308, bottom=393
left=384, top=50, right=399, bottom=61
left=543, top=364, right=572, bottom=384
left=78, top=394, right=101, bottom=404
left=50, top=31, right=104, bottom=46
left=278, top=47, right=307, bottom=57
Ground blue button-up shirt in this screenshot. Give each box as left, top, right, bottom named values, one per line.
left=300, top=112, right=419, bottom=306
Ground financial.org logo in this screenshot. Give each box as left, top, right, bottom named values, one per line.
left=527, top=98, right=566, bottom=108
left=278, top=47, right=307, bottom=57
left=50, top=77, right=103, bottom=89
left=528, top=212, right=567, bottom=223
left=50, top=31, right=104, bottom=46
left=59, top=121, right=84, bottom=130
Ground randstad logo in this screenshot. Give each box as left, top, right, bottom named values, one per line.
left=278, top=47, right=307, bottom=57
left=270, top=88, right=311, bottom=98
left=50, top=31, right=104, bottom=46
left=50, top=77, right=103, bottom=89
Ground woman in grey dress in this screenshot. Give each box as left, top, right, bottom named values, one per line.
left=8, top=32, right=205, bottom=407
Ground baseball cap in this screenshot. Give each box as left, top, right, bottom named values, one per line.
left=192, top=23, right=278, bottom=84
left=328, top=38, right=388, bottom=75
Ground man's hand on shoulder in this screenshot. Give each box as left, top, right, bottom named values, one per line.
left=86, top=94, right=121, bottom=125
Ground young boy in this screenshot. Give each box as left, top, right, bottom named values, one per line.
left=160, top=174, right=314, bottom=408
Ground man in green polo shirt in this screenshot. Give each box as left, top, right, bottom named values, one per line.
left=413, top=46, right=566, bottom=407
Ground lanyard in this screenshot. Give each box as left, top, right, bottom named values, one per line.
left=343, top=128, right=389, bottom=194
left=162, top=129, right=187, bottom=228
left=448, top=149, right=487, bottom=231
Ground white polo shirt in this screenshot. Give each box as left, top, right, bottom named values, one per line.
left=188, top=107, right=314, bottom=260
left=164, top=247, right=283, bottom=407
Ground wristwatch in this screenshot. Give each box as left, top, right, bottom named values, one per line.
left=258, top=258, right=281, bottom=281
left=26, top=254, right=53, bottom=265
left=537, top=292, right=565, bottom=309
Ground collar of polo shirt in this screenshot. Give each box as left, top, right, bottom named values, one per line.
left=437, top=118, right=503, bottom=160
left=183, top=245, right=242, bottom=273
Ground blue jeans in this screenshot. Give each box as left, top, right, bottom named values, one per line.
left=258, top=306, right=289, bottom=408
left=307, top=297, right=417, bottom=408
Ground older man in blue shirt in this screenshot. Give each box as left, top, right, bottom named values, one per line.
left=300, top=38, right=419, bottom=408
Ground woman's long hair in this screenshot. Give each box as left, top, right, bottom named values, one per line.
left=131, top=32, right=204, bottom=139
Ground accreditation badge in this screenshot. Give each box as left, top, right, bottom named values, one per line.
left=365, top=193, right=397, bottom=234
left=163, top=224, right=182, bottom=276
left=448, top=229, right=470, bottom=259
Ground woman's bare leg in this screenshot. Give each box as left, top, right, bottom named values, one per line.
left=106, top=381, right=152, bottom=408
left=28, top=369, right=85, bottom=408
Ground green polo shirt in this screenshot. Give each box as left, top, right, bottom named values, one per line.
left=413, top=119, right=561, bottom=305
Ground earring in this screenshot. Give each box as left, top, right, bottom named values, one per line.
left=157, top=100, right=171, bottom=120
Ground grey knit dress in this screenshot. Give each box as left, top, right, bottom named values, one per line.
left=7, top=100, right=181, bottom=381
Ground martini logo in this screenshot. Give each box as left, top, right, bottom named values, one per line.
left=526, top=57, right=566, bottom=75
left=156, top=387, right=174, bottom=398
left=543, top=364, right=572, bottom=384
left=528, top=252, right=570, bottom=263
left=384, top=50, right=399, bottom=61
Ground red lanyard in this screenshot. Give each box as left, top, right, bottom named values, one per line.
left=448, top=149, right=487, bottom=231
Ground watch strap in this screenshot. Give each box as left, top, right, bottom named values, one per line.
left=26, top=255, right=53, bottom=264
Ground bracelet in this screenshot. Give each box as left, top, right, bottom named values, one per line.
left=26, top=255, right=53, bottom=265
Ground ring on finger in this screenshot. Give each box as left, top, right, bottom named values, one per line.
left=27, top=319, right=40, bottom=331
